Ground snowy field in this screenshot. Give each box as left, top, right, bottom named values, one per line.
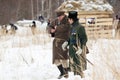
left=0, top=21, right=120, bottom=80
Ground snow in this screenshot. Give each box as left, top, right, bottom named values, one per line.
left=0, top=20, right=120, bottom=80
left=57, top=0, right=113, bottom=12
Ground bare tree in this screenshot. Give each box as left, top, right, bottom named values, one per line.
left=31, top=0, right=34, bottom=19
left=0, top=0, right=119, bottom=24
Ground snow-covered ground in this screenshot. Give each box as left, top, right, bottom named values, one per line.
left=0, top=21, right=120, bottom=80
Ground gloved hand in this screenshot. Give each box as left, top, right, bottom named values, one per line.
left=62, top=41, right=68, bottom=51
left=76, top=46, right=82, bottom=55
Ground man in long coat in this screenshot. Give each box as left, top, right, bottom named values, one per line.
left=67, top=11, right=88, bottom=78
left=49, top=11, right=71, bottom=79
left=30, top=21, right=36, bottom=35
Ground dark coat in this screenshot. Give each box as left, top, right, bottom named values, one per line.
left=69, top=20, right=88, bottom=72
left=117, top=21, right=120, bottom=29
left=50, top=15, right=71, bottom=63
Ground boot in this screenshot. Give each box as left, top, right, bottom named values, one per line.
left=74, top=71, right=78, bottom=75
left=64, top=68, right=69, bottom=78
left=57, top=65, right=66, bottom=79
left=74, top=71, right=85, bottom=78
left=67, top=67, right=71, bottom=72
left=80, top=71, right=85, bottom=78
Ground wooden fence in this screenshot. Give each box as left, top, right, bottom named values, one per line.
left=78, top=13, right=114, bottom=39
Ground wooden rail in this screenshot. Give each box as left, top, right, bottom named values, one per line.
left=79, top=16, right=114, bottom=39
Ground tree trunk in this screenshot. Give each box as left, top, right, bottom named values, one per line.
left=31, top=0, right=34, bottom=19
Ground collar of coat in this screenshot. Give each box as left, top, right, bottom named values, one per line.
left=60, top=15, right=68, bottom=24
left=72, top=20, right=79, bottom=27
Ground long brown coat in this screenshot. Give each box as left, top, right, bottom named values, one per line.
left=49, top=15, right=71, bottom=63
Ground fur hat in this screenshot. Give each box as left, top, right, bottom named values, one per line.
left=68, top=11, right=78, bottom=21
left=56, top=11, right=65, bottom=17
left=32, top=21, right=36, bottom=24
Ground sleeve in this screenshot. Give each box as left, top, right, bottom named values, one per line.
left=56, top=23, right=70, bottom=32
left=49, top=20, right=56, bottom=29
left=78, top=26, right=88, bottom=46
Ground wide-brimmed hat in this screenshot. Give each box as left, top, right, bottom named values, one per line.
left=68, top=11, right=78, bottom=20
left=32, top=21, right=36, bottom=24
left=56, top=11, right=65, bottom=17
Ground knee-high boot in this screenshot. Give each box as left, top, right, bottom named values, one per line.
left=63, top=68, right=69, bottom=78
left=57, top=65, right=66, bottom=79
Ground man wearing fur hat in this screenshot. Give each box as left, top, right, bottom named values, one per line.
left=62, top=11, right=88, bottom=78
left=30, top=21, right=36, bottom=35
left=49, top=11, right=71, bottom=79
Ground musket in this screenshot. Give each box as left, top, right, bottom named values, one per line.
left=73, top=45, right=94, bottom=66
left=73, top=29, right=94, bottom=66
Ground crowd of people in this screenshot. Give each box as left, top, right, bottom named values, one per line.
left=0, top=23, right=18, bottom=36
left=48, top=10, right=88, bottom=79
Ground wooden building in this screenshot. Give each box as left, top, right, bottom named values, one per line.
left=56, top=0, right=114, bottom=39
left=78, top=11, right=114, bottom=39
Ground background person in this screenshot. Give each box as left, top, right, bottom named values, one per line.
left=65, top=11, right=88, bottom=78
left=49, top=11, right=70, bottom=79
